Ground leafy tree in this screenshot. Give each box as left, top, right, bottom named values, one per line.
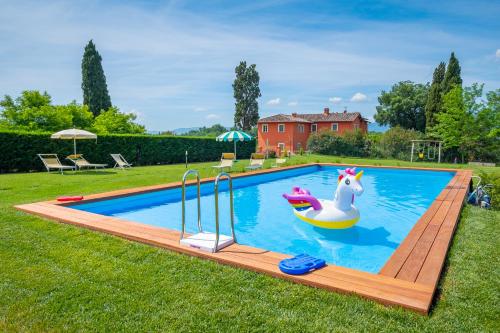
left=81, top=40, right=112, bottom=116
left=233, top=61, right=261, bottom=130
left=92, top=107, right=145, bottom=134
left=484, top=89, right=500, bottom=139
left=442, top=52, right=462, bottom=94
left=374, top=81, right=429, bottom=132
left=425, top=62, right=446, bottom=130
left=0, top=91, right=93, bottom=132
left=376, top=126, right=422, bottom=160
left=432, top=84, right=498, bottom=162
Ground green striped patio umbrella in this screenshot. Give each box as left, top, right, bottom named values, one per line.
left=216, top=130, right=253, bottom=159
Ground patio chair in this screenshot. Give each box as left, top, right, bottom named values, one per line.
left=273, top=156, right=287, bottom=168
left=212, top=153, right=235, bottom=171
left=67, top=154, right=107, bottom=170
left=246, top=153, right=265, bottom=170
left=38, top=154, right=76, bottom=174
left=111, top=154, right=132, bottom=169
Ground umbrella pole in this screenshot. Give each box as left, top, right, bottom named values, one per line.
left=234, top=140, right=236, bottom=159
left=73, top=138, right=76, bottom=156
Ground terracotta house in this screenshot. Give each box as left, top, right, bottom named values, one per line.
left=257, top=107, right=368, bottom=154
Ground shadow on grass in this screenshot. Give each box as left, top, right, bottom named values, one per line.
left=56, top=170, right=119, bottom=176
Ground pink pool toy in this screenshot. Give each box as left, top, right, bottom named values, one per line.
left=282, top=186, right=322, bottom=211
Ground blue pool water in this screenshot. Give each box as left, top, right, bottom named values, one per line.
left=72, top=165, right=454, bottom=273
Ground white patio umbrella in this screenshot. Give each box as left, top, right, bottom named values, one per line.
left=216, top=130, right=253, bottom=159
left=51, top=128, right=97, bottom=156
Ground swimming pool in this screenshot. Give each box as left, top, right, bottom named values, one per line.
left=71, top=165, right=454, bottom=273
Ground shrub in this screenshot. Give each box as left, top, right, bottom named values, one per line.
left=375, top=126, right=422, bottom=160
left=307, top=130, right=369, bottom=157
left=0, top=130, right=255, bottom=173
left=477, top=170, right=500, bottom=210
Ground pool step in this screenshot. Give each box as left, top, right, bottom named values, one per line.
left=179, top=170, right=237, bottom=253
left=180, top=232, right=234, bottom=252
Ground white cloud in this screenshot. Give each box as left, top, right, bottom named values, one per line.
left=205, top=113, right=220, bottom=120
left=329, top=97, right=342, bottom=104
left=194, top=107, right=206, bottom=112
left=288, top=101, right=298, bottom=106
left=267, top=98, right=281, bottom=105
left=350, top=92, right=368, bottom=102
left=496, top=49, right=500, bottom=58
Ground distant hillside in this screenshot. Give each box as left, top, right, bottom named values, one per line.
left=173, top=127, right=200, bottom=135
left=368, top=123, right=388, bottom=133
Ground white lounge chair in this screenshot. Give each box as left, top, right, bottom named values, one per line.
left=213, top=153, right=234, bottom=172
left=246, top=153, right=265, bottom=170
left=273, top=157, right=287, bottom=168
left=111, top=154, right=132, bottom=169
left=38, top=154, right=76, bottom=174
left=67, top=154, right=107, bottom=170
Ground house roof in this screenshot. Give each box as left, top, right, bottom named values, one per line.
left=257, top=114, right=312, bottom=123
left=258, top=112, right=363, bottom=123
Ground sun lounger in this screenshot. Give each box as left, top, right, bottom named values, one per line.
left=273, top=157, right=287, bottom=168
left=213, top=153, right=235, bottom=171
left=246, top=153, right=265, bottom=170
left=38, top=154, right=76, bottom=174
left=67, top=154, right=107, bottom=170
left=111, top=154, right=132, bottom=169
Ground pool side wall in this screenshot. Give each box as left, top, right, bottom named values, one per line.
left=15, top=163, right=472, bottom=314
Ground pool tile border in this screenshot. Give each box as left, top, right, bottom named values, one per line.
left=15, top=163, right=471, bottom=314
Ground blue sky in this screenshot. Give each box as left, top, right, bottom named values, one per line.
left=0, top=0, right=499, bottom=131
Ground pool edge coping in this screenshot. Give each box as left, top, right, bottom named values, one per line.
left=14, top=162, right=472, bottom=314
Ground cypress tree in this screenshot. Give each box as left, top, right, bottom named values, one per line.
left=233, top=61, right=261, bottom=130
left=425, top=62, right=446, bottom=130
left=442, top=52, right=462, bottom=94
left=81, top=40, right=112, bottom=117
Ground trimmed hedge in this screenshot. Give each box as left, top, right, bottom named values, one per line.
left=0, top=131, right=256, bottom=173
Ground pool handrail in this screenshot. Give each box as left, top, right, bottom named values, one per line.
left=180, top=169, right=202, bottom=240
left=214, top=172, right=236, bottom=249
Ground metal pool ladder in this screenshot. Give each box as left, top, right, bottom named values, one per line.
left=179, top=170, right=236, bottom=253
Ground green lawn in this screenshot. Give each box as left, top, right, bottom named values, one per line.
left=1, top=155, right=498, bottom=332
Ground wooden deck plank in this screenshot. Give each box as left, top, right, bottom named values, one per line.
left=379, top=200, right=443, bottom=277
left=436, top=171, right=461, bottom=201
left=415, top=197, right=464, bottom=288
left=396, top=200, right=452, bottom=282
left=380, top=171, right=465, bottom=279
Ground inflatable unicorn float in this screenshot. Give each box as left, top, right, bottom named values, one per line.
left=283, top=167, right=364, bottom=229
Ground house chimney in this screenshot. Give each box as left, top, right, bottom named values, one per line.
left=323, top=107, right=330, bottom=115
left=292, top=112, right=297, bottom=117
left=343, top=106, right=347, bottom=114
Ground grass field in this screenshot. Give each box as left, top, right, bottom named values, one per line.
left=1, top=155, right=499, bottom=332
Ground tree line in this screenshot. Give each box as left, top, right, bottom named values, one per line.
left=374, top=52, right=499, bottom=162
left=0, top=40, right=145, bottom=134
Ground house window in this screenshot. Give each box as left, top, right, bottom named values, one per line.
left=331, top=123, right=338, bottom=131
left=262, top=124, right=268, bottom=133
left=353, top=123, right=359, bottom=130
left=278, top=124, right=285, bottom=133
left=296, top=142, right=302, bottom=150
left=298, top=124, right=304, bottom=133
left=278, top=143, right=285, bottom=152
left=311, top=124, right=317, bottom=132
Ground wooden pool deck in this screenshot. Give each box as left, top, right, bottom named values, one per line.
left=15, top=163, right=472, bottom=314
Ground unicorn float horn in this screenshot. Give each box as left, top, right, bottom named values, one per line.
left=355, top=170, right=363, bottom=180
